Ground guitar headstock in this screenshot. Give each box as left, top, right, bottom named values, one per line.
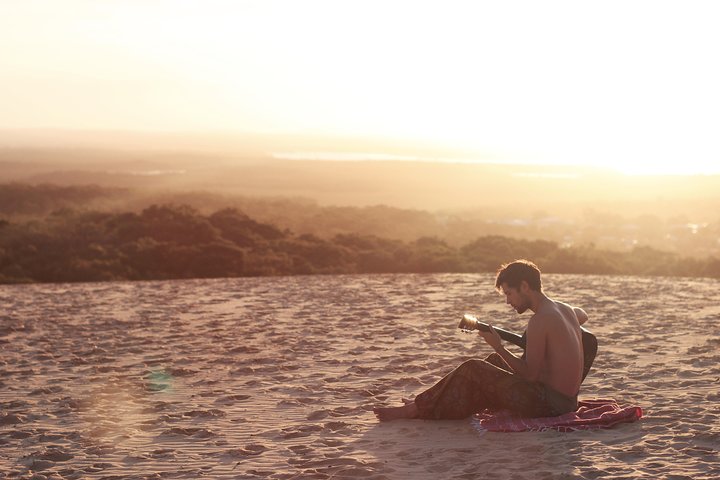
left=457, top=314, right=479, bottom=332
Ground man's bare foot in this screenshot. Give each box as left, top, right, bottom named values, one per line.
left=373, top=402, right=419, bottom=421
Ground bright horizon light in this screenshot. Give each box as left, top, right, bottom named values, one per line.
left=1, top=0, right=719, bottom=175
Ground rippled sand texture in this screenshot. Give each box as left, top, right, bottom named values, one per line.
left=1, top=274, right=719, bottom=479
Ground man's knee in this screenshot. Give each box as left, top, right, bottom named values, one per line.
left=457, top=358, right=489, bottom=372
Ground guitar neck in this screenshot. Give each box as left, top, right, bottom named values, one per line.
left=475, top=321, right=527, bottom=349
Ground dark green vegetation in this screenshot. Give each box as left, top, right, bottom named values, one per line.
left=2, top=180, right=719, bottom=259
left=1, top=200, right=718, bottom=284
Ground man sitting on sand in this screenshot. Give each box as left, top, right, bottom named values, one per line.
left=374, top=259, right=588, bottom=421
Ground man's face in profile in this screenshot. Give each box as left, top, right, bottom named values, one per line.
left=501, top=282, right=531, bottom=314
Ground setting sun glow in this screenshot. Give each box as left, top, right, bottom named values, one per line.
left=2, top=1, right=719, bottom=174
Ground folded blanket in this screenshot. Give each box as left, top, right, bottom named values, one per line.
left=472, top=399, right=643, bottom=433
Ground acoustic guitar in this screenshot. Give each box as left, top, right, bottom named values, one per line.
left=457, top=314, right=598, bottom=382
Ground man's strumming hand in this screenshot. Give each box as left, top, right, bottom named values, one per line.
left=480, top=323, right=503, bottom=351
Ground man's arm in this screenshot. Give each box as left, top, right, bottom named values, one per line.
left=480, top=319, right=545, bottom=381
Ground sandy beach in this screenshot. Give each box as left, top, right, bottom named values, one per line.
left=1, top=273, right=718, bottom=479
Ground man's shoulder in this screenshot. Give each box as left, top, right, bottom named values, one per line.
left=529, top=305, right=567, bottom=329
left=527, top=311, right=556, bottom=330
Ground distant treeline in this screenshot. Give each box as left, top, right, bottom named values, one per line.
left=1, top=204, right=718, bottom=284
left=2, top=182, right=720, bottom=261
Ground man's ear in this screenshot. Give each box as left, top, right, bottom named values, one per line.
left=520, top=280, right=530, bottom=294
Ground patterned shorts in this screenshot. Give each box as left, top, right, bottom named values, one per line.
left=414, top=353, right=578, bottom=420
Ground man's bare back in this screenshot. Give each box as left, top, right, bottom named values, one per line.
left=527, top=299, right=584, bottom=398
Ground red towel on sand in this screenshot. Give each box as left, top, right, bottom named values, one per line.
left=472, top=399, right=643, bottom=433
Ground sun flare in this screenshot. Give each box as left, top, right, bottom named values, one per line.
left=1, top=1, right=719, bottom=175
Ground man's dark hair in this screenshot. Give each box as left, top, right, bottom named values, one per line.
left=495, top=259, right=542, bottom=292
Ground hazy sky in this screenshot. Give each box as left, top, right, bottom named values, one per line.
left=2, top=0, right=719, bottom=174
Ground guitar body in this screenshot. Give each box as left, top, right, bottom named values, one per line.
left=458, top=314, right=598, bottom=382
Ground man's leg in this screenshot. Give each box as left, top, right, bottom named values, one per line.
left=373, top=400, right=419, bottom=421
left=374, top=358, right=511, bottom=421
left=413, top=359, right=514, bottom=420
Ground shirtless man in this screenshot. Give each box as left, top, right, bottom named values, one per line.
left=374, top=259, right=588, bottom=421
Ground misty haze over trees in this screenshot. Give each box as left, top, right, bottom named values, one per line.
left=1, top=141, right=719, bottom=284
left=1, top=184, right=719, bottom=284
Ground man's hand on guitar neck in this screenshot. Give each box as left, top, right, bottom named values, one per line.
left=479, top=323, right=503, bottom=351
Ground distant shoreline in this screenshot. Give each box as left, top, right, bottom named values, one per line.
left=4, top=129, right=720, bottom=175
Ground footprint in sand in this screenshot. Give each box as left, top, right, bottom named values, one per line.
left=227, top=444, right=268, bottom=457
left=307, top=409, right=329, bottom=421
left=0, top=413, right=27, bottom=425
